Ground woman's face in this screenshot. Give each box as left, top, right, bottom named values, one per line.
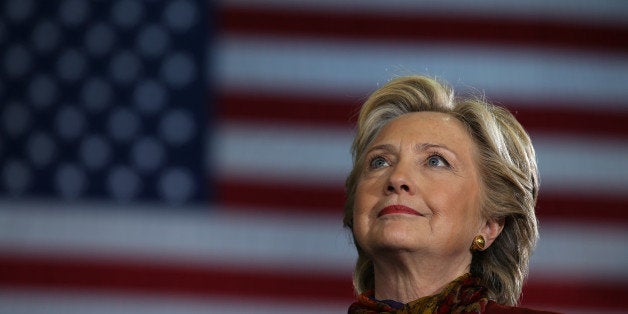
left=353, top=111, right=484, bottom=260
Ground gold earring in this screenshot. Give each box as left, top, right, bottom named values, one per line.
left=471, top=235, right=486, bottom=251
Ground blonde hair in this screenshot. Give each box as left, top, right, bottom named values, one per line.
left=343, top=75, right=539, bottom=306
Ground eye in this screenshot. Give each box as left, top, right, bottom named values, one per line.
left=369, top=156, right=390, bottom=169
left=427, top=154, right=449, bottom=168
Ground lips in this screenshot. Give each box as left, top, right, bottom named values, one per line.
left=377, top=205, right=422, bottom=217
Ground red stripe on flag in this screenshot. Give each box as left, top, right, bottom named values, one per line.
left=521, top=276, right=628, bottom=310
left=216, top=179, right=628, bottom=224
left=220, top=5, right=628, bottom=54
left=218, top=92, right=628, bottom=138
left=1, top=253, right=627, bottom=310
left=508, top=103, right=628, bottom=139
left=217, top=180, right=346, bottom=214
left=0, top=253, right=353, bottom=302
left=536, top=193, right=628, bottom=223
left=217, top=92, right=362, bottom=127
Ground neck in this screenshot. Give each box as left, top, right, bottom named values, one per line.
left=372, top=251, right=471, bottom=303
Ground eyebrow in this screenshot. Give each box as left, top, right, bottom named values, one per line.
left=416, top=143, right=457, bottom=157
left=367, top=144, right=395, bottom=153
left=367, top=143, right=459, bottom=158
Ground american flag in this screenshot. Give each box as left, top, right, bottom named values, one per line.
left=1, top=0, right=627, bottom=313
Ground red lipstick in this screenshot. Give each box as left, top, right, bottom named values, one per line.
left=377, top=205, right=422, bottom=217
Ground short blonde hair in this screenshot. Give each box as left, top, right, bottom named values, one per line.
left=343, top=75, right=539, bottom=306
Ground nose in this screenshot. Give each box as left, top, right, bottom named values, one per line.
left=385, top=162, right=415, bottom=195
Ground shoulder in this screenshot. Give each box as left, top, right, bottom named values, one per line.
left=485, top=301, right=562, bottom=314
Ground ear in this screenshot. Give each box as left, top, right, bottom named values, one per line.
left=479, top=217, right=505, bottom=250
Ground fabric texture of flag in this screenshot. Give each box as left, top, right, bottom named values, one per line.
left=1, top=0, right=627, bottom=313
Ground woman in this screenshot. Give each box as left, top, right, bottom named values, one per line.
left=344, top=76, right=559, bottom=313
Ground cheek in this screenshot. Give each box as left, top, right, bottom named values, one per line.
left=353, top=183, right=370, bottom=224
left=427, top=178, right=482, bottom=223
left=351, top=209, right=369, bottom=252
left=354, top=176, right=378, bottom=210
left=352, top=179, right=378, bottom=238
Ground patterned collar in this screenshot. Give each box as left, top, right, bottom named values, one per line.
left=348, top=273, right=490, bottom=313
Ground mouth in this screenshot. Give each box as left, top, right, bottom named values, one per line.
left=377, top=205, right=422, bottom=217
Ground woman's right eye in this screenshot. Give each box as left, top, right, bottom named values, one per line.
left=369, top=156, right=390, bottom=169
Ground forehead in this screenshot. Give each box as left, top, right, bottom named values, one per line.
left=373, top=111, right=475, bottom=150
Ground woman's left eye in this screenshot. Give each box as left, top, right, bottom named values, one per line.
left=427, top=155, right=449, bottom=167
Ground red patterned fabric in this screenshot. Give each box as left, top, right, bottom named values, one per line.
left=348, top=273, right=561, bottom=313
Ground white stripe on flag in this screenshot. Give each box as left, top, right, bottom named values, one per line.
left=1, top=201, right=627, bottom=279
left=213, top=123, right=628, bottom=195
left=0, top=288, right=348, bottom=314
left=0, top=200, right=354, bottom=273
left=214, top=36, right=628, bottom=107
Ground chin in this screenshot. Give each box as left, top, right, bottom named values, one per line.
left=370, top=226, right=423, bottom=252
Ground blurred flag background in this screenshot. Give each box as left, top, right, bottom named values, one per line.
left=1, top=0, right=627, bottom=313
